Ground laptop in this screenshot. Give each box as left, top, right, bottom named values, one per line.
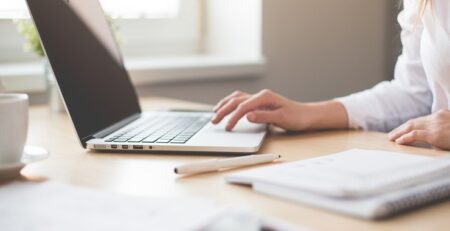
left=26, top=0, right=267, bottom=154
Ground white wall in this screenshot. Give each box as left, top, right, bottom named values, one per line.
left=137, top=0, right=400, bottom=104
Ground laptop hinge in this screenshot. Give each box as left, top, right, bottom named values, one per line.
left=80, top=135, right=94, bottom=148
left=81, top=113, right=141, bottom=147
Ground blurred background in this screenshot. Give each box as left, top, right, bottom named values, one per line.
left=0, top=0, right=401, bottom=105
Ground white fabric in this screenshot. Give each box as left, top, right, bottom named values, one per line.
left=337, top=0, right=450, bottom=132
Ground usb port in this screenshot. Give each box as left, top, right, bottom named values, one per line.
left=111, top=144, right=117, bottom=149
left=122, top=145, right=128, bottom=149
left=133, top=145, right=143, bottom=150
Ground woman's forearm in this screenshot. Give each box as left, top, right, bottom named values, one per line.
left=301, top=100, right=350, bottom=130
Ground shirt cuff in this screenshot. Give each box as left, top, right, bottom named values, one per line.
left=335, top=95, right=364, bottom=130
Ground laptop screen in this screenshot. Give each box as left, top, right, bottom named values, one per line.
left=26, top=0, right=141, bottom=145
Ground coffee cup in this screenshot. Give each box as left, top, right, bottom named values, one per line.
left=0, top=94, right=28, bottom=165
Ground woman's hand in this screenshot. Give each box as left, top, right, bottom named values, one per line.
left=211, top=89, right=349, bottom=131
left=211, top=89, right=306, bottom=131
left=388, top=109, right=450, bottom=150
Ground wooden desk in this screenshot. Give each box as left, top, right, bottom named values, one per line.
left=23, top=97, right=450, bottom=231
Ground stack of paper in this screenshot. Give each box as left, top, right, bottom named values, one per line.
left=226, top=149, right=450, bottom=219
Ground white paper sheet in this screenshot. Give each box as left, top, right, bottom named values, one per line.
left=0, top=181, right=222, bottom=231
left=226, top=149, right=433, bottom=198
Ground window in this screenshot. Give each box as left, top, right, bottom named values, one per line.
left=0, top=0, right=179, bottom=19
left=100, top=0, right=179, bottom=19
left=113, top=0, right=200, bottom=58
left=0, top=0, right=28, bottom=19
left=0, top=0, right=264, bottom=93
left=0, top=0, right=198, bottom=62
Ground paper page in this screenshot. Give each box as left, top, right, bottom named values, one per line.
left=0, top=181, right=222, bottom=231
left=201, top=207, right=309, bottom=231
left=227, top=149, right=433, bottom=197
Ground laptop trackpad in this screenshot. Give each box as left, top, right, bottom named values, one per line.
left=187, top=116, right=267, bottom=148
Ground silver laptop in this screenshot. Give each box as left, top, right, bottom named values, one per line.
left=26, top=0, right=266, bottom=154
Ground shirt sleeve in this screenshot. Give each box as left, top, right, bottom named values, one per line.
left=336, top=0, right=432, bottom=132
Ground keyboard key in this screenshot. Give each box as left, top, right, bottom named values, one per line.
left=142, top=137, right=158, bottom=143
left=113, top=139, right=129, bottom=142
left=156, top=139, right=171, bottom=143
left=127, top=139, right=141, bottom=143
left=172, top=138, right=188, bottom=142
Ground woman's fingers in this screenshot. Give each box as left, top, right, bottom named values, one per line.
left=388, top=123, right=413, bottom=141
left=388, top=119, right=426, bottom=141
left=395, top=130, right=431, bottom=144
left=226, top=90, right=277, bottom=131
left=390, top=111, right=450, bottom=150
left=213, top=91, right=247, bottom=112
left=247, top=110, right=282, bottom=124
left=212, top=96, right=248, bottom=124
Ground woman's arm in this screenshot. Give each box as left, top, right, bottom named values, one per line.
left=212, top=89, right=349, bottom=131
left=330, top=0, right=432, bottom=132
left=299, top=100, right=349, bottom=130
left=213, top=0, right=431, bottom=134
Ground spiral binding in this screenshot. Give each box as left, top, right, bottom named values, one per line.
left=379, top=178, right=450, bottom=218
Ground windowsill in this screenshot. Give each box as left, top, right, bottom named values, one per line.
left=0, top=55, right=266, bottom=93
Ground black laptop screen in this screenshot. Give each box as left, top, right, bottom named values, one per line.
left=26, top=0, right=141, bottom=144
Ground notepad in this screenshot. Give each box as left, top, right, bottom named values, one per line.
left=226, top=149, right=450, bottom=219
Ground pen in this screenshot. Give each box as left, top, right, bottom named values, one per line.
left=174, top=154, right=282, bottom=175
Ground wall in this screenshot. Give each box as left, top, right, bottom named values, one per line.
left=138, top=0, right=400, bottom=104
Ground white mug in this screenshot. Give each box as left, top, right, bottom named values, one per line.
left=0, top=94, right=28, bottom=165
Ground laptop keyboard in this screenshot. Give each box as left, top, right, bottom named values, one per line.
left=105, top=115, right=211, bottom=144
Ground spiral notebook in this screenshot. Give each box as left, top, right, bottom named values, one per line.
left=226, top=149, right=450, bottom=219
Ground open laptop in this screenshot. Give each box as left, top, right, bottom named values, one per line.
left=26, top=0, right=266, bottom=154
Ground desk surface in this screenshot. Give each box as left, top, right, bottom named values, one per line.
left=23, top=97, right=450, bottom=231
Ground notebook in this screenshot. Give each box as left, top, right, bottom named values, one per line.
left=226, top=149, right=450, bottom=219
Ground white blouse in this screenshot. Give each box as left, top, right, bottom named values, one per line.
left=337, top=0, right=450, bottom=132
